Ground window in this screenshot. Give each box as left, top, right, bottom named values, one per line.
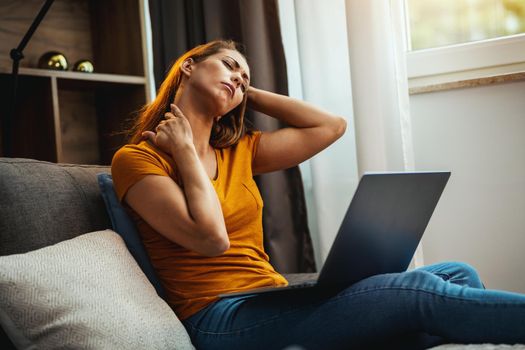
left=406, top=0, right=525, bottom=51
left=400, top=0, right=525, bottom=82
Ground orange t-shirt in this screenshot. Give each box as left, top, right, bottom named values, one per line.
left=111, top=131, right=288, bottom=320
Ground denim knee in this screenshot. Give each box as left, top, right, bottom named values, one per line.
left=439, top=261, right=484, bottom=288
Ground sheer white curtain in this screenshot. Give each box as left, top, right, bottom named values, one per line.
left=278, top=0, right=358, bottom=268
left=345, top=0, right=422, bottom=267
left=277, top=0, right=421, bottom=268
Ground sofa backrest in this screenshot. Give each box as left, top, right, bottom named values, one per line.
left=0, top=158, right=112, bottom=256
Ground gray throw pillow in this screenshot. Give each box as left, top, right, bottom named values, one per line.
left=0, top=230, right=194, bottom=350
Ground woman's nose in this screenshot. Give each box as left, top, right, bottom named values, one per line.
left=231, top=73, right=242, bottom=87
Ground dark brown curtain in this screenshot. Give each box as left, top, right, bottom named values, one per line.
left=148, top=0, right=316, bottom=273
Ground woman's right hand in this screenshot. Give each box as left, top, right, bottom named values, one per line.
left=142, top=104, right=194, bottom=155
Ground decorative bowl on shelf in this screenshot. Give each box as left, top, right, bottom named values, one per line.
left=73, top=60, right=94, bottom=73
left=38, top=51, right=68, bottom=71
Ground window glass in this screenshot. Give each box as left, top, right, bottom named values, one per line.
left=407, top=0, right=525, bottom=50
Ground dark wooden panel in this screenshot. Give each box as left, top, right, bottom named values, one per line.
left=58, top=89, right=100, bottom=164
left=0, top=0, right=93, bottom=71
left=95, top=84, right=146, bottom=165
left=90, top=0, right=144, bottom=76
left=56, top=79, right=147, bottom=165
left=0, top=74, right=57, bottom=161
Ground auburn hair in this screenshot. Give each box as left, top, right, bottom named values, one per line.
left=127, top=40, right=249, bottom=148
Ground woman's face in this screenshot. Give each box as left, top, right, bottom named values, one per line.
left=185, top=49, right=250, bottom=116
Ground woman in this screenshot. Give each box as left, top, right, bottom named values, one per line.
left=112, top=40, right=525, bottom=349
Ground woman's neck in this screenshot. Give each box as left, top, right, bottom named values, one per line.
left=173, top=91, right=216, bottom=157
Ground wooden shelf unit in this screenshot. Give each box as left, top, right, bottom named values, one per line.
left=0, top=0, right=152, bottom=165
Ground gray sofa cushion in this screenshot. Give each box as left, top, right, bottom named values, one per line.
left=0, top=158, right=111, bottom=256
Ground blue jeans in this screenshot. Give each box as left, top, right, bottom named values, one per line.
left=182, top=262, right=525, bottom=349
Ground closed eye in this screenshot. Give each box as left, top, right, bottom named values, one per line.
left=222, top=60, right=233, bottom=70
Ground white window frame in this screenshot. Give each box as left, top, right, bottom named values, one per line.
left=398, top=0, right=525, bottom=87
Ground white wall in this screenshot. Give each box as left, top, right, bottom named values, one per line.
left=410, top=81, right=525, bottom=293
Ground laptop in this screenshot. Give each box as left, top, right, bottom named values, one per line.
left=218, top=171, right=451, bottom=298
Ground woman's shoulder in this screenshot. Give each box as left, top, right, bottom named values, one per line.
left=112, top=140, right=175, bottom=173
left=232, top=129, right=262, bottom=151
left=113, top=141, right=152, bottom=163
left=218, top=130, right=262, bottom=166
left=114, top=140, right=157, bottom=155
left=110, top=141, right=177, bottom=202
left=244, top=129, right=262, bottom=139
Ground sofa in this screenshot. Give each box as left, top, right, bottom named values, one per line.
left=0, top=157, right=195, bottom=349
left=1, top=157, right=524, bottom=350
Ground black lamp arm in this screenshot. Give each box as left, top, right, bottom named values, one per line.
left=3, top=0, right=55, bottom=157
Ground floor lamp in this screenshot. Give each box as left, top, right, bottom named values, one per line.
left=3, top=0, right=55, bottom=157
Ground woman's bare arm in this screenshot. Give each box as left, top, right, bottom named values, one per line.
left=248, top=87, right=347, bottom=175
left=124, top=105, right=228, bottom=257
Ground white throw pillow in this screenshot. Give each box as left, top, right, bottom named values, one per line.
left=0, top=229, right=194, bottom=350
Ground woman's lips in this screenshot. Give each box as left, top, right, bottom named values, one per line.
left=221, top=82, right=235, bottom=98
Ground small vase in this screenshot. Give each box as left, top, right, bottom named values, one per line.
left=38, top=51, right=68, bottom=71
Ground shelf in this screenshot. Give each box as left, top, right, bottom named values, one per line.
left=0, top=0, right=150, bottom=165
left=0, top=67, right=146, bottom=85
